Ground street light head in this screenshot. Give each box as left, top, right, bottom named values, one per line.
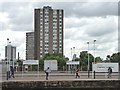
left=87, top=42, right=89, bottom=44
left=94, top=40, right=96, bottom=42
left=7, top=38, right=9, bottom=40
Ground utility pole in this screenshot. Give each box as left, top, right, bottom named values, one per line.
left=87, top=42, right=90, bottom=78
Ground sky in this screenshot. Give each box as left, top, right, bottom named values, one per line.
left=0, top=0, right=119, bottom=60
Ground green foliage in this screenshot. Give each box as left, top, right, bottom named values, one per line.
left=32, top=65, right=38, bottom=71
left=103, top=52, right=120, bottom=70
left=39, top=59, right=44, bottom=71
left=17, top=60, right=22, bottom=66
left=109, top=52, right=120, bottom=63
left=79, top=51, right=94, bottom=71
left=95, top=57, right=102, bottom=62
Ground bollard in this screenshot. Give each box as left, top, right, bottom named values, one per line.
left=6, top=71, right=9, bottom=80
left=6, top=71, right=8, bottom=80
left=7, top=71, right=11, bottom=80
left=8, top=71, right=11, bottom=78
left=94, top=71, right=95, bottom=79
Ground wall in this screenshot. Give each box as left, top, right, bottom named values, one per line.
left=2, top=80, right=120, bottom=90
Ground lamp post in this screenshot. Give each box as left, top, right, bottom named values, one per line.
left=73, top=47, right=75, bottom=61
left=7, top=38, right=10, bottom=80
left=73, top=47, right=75, bottom=54
left=71, top=48, right=72, bottom=60
left=93, top=40, right=96, bottom=64
left=87, top=42, right=90, bottom=78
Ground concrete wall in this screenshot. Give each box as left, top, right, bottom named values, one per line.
left=2, top=80, right=120, bottom=90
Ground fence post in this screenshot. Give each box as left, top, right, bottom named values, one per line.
left=88, top=70, right=90, bottom=78
left=94, top=71, right=95, bottom=79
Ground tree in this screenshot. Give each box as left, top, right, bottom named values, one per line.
left=39, top=59, right=44, bottom=71
left=106, top=55, right=111, bottom=62
left=79, top=51, right=94, bottom=71
left=110, top=52, right=120, bottom=63
left=95, top=57, right=102, bottom=63
left=104, top=52, right=120, bottom=71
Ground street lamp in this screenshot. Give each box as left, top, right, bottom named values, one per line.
left=71, top=48, right=72, bottom=60
left=72, top=47, right=75, bottom=61
left=7, top=38, right=10, bottom=80
left=87, top=42, right=90, bottom=78
left=73, top=47, right=75, bottom=54
left=73, top=47, right=75, bottom=57
left=93, top=40, right=96, bottom=64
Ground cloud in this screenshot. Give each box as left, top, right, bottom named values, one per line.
left=64, top=17, right=88, bottom=29
left=55, top=2, right=118, bottom=18
left=1, top=2, right=118, bottom=31
left=0, top=12, right=10, bottom=31
left=1, top=2, right=33, bottom=31
left=84, top=16, right=118, bottom=37
left=0, top=30, right=26, bottom=59
left=37, top=2, right=117, bottom=18
left=0, top=2, right=118, bottom=60
left=65, top=16, right=118, bottom=40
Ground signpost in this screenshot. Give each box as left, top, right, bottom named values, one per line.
left=44, top=60, right=58, bottom=71
left=92, top=63, right=119, bottom=72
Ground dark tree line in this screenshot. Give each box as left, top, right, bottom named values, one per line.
left=106, top=52, right=120, bottom=63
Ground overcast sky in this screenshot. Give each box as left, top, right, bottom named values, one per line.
left=0, top=0, right=119, bottom=60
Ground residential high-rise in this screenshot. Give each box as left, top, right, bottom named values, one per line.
left=26, top=32, right=34, bottom=60
left=5, top=44, right=16, bottom=67
left=34, top=6, right=64, bottom=59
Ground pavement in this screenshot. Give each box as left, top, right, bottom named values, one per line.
left=1, top=71, right=120, bottom=82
